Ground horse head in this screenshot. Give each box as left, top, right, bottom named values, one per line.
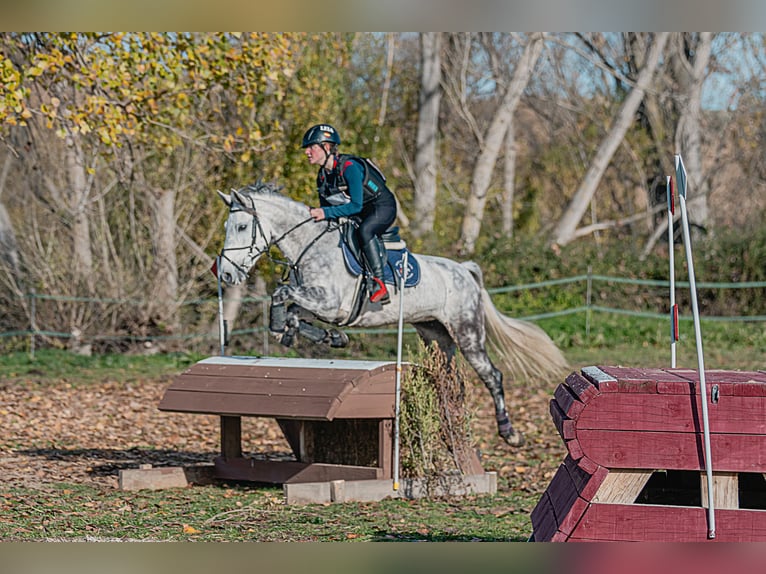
left=216, top=186, right=272, bottom=285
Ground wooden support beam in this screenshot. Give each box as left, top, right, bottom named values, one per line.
left=701, top=471, right=739, bottom=509
left=592, top=469, right=653, bottom=504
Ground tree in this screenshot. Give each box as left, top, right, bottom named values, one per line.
left=552, top=32, right=670, bottom=247
left=412, top=32, right=442, bottom=238
left=459, top=33, right=544, bottom=255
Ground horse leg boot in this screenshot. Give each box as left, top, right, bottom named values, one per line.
left=362, top=237, right=390, bottom=305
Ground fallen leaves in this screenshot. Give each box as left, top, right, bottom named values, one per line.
left=0, top=372, right=566, bottom=501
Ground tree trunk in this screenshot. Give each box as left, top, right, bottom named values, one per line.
left=459, top=33, right=544, bottom=255
left=151, top=188, right=179, bottom=329
left=502, top=120, right=517, bottom=238
left=412, top=32, right=442, bottom=238
left=65, top=135, right=94, bottom=293
left=673, top=32, right=713, bottom=228
left=552, top=32, right=670, bottom=247
left=0, top=154, right=20, bottom=275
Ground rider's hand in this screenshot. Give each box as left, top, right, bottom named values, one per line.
left=309, top=207, right=325, bottom=221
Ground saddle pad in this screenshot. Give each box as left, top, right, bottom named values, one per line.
left=341, top=243, right=421, bottom=287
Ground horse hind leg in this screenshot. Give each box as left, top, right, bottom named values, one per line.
left=453, top=324, right=525, bottom=447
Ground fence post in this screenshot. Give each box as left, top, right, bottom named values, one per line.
left=28, top=289, right=36, bottom=360
left=262, top=298, right=269, bottom=355
left=586, top=265, right=593, bottom=340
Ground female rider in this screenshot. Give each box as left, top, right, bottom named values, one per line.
left=302, top=124, right=396, bottom=305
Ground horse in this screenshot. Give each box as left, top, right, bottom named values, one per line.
left=216, top=182, right=569, bottom=446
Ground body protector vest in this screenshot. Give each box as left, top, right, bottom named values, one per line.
left=317, top=154, right=389, bottom=207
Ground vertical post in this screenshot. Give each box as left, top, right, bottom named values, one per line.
left=216, top=255, right=226, bottom=356
left=29, top=288, right=36, bottom=360
left=667, top=175, right=678, bottom=368
left=585, top=265, right=592, bottom=340
left=262, top=297, right=269, bottom=355
left=676, top=153, right=715, bottom=539
left=393, top=251, right=409, bottom=491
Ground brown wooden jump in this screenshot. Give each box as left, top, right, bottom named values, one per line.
left=159, top=356, right=403, bottom=485
left=532, top=365, right=766, bottom=542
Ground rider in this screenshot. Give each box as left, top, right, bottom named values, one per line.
left=302, top=123, right=397, bottom=305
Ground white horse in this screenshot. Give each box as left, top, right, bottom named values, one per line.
left=216, top=182, right=568, bottom=446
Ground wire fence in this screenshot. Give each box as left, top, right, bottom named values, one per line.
left=4, top=271, right=766, bottom=356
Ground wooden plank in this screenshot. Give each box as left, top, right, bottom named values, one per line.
left=530, top=492, right=559, bottom=542
left=554, top=381, right=584, bottom=419
left=564, top=372, right=600, bottom=403
left=565, top=436, right=585, bottom=461
left=220, top=416, right=242, bottom=460
left=576, top=393, right=766, bottom=435
left=569, top=504, right=766, bottom=542
left=577, top=429, right=766, bottom=472
left=574, top=454, right=599, bottom=475
left=580, top=366, right=618, bottom=393
left=378, top=420, right=393, bottom=479
left=549, top=398, right=576, bottom=440
left=330, top=392, right=395, bottom=419
left=546, top=462, right=583, bottom=526
left=167, top=373, right=351, bottom=397
left=560, top=455, right=595, bottom=496
left=701, top=471, right=739, bottom=510
left=213, top=456, right=383, bottom=484
left=158, top=389, right=339, bottom=419
left=592, top=470, right=653, bottom=504
left=562, top=455, right=607, bottom=501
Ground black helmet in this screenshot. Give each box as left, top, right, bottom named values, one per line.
left=301, top=124, right=341, bottom=148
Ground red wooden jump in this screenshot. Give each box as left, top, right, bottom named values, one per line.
left=532, top=365, right=766, bottom=542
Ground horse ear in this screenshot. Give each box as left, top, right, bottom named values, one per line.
left=231, top=189, right=248, bottom=207
left=217, top=190, right=232, bottom=206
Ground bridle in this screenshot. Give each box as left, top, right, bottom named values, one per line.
left=218, top=192, right=335, bottom=284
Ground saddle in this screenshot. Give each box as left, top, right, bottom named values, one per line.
left=335, top=220, right=420, bottom=325
left=338, top=221, right=420, bottom=288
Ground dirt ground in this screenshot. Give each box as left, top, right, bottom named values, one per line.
left=0, top=374, right=566, bottom=495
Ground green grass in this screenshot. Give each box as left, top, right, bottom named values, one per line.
left=0, top=348, right=204, bottom=386
left=0, top=483, right=534, bottom=542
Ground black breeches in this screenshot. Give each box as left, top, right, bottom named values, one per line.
left=358, top=195, right=396, bottom=245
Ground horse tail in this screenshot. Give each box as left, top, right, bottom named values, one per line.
left=462, top=261, right=570, bottom=382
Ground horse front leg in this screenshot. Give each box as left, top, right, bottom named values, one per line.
left=269, top=286, right=349, bottom=348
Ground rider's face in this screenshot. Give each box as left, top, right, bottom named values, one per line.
left=305, top=143, right=329, bottom=166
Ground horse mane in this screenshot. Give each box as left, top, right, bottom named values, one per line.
left=241, top=180, right=284, bottom=196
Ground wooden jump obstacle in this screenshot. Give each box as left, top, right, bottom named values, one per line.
left=158, top=356, right=408, bottom=485
left=531, top=365, right=766, bottom=542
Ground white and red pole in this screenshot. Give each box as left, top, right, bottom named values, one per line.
left=667, top=175, right=678, bottom=368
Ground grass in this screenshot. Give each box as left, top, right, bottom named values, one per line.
left=1, top=312, right=764, bottom=543
left=0, top=483, right=534, bottom=542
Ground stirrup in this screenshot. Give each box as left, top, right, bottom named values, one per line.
left=370, top=277, right=390, bottom=305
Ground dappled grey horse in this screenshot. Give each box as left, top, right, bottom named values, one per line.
left=216, top=182, right=568, bottom=446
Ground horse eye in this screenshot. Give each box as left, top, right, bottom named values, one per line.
left=237, top=224, right=248, bottom=233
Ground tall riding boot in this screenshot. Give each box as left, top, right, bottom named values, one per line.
left=362, top=237, right=390, bottom=304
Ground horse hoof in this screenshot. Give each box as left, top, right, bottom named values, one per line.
left=278, top=330, right=295, bottom=347
left=501, top=429, right=525, bottom=447
left=327, top=329, right=348, bottom=348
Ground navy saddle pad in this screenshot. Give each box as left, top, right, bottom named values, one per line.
left=340, top=243, right=421, bottom=287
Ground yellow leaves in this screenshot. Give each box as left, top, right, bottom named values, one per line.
left=182, top=524, right=200, bottom=534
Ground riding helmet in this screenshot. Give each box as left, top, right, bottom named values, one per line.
left=301, top=124, right=341, bottom=148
